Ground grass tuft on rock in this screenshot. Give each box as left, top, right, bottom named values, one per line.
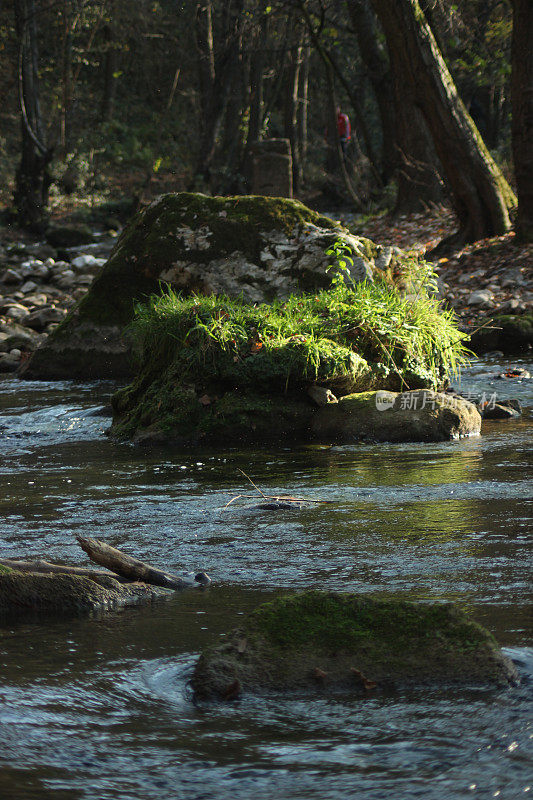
left=130, top=279, right=467, bottom=389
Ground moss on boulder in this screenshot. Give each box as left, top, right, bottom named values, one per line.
left=312, top=389, right=481, bottom=443
left=468, top=312, right=533, bottom=354
left=191, top=591, right=517, bottom=699
left=110, top=283, right=469, bottom=444
left=23, top=192, right=412, bottom=380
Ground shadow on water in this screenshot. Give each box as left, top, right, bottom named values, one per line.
left=0, top=359, right=531, bottom=799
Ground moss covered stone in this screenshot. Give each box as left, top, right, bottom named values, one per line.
left=23, top=192, right=410, bottom=380
left=191, top=591, right=517, bottom=699
left=312, top=389, right=481, bottom=443
left=0, top=571, right=170, bottom=617
left=110, top=284, right=468, bottom=444
left=468, top=312, right=533, bottom=353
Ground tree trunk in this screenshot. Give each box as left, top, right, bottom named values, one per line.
left=346, top=0, right=396, bottom=182
left=511, top=0, right=533, bottom=241
left=13, top=0, right=54, bottom=231
left=242, top=10, right=268, bottom=185
left=219, top=15, right=246, bottom=191
left=348, top=0, right=442, bottom=207
left=60, top=0, right=72, bottom=148
left=394, top=98, right=444, bottom=213
left=297, top=43, right=310, bottom=186
left=101, top=16, right=117, bottom=123
left=371, top=0, right=516, bottom=249
left=283, top=37, right=303, bottom=193
left=193, top=0, right=244, bottom=185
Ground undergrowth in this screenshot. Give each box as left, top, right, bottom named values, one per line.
left=128, top=277, right=469, bottom=392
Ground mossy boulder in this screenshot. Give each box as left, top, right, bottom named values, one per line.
left=109, top=285, right=469, bottom=444
left=191, top=591, right=517, bottom=699
left=23, top=193, right=405, bottom=380
left=468, top=312, right=533, bottom=354
left=312, top=389, right=481, bottom=443
left=0, top=571, right=170, bottom=617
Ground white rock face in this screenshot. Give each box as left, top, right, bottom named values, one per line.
left=71, top=255, right=106, bottom=271
left=159, top=224, right=378, bottom=302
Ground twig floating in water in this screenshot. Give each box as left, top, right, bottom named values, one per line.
left=222, top=471, right=335, bottom=510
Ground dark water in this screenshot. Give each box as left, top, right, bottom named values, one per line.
left=0, top=360, right=531, bottom=800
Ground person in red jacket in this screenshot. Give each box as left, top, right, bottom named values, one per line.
left=336, top=107, right=351, bottom=160
left=337, top=106, right=352, bottom=159
left=325, top=106, right=352, bottom=168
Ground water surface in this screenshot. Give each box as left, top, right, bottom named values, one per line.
left=0, top=360, right=531, bottom=799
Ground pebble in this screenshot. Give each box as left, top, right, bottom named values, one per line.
left=0, top=233, right=112, bottom=371
left=20, top=281, right=39, bottom=294
left=467, top=289, right=494, bottom=307
left=2, top=268, right=22, bottom=285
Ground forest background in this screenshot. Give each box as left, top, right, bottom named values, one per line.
left=0, top=0, right=531, bottom=250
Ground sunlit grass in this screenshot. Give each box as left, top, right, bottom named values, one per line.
left=128, top=277, right=469, bottom=392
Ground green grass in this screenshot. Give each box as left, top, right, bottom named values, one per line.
left=127, top=277, right=469, bottom=392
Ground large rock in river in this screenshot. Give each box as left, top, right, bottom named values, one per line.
left=312, top=389, right=481, bottom=443
left=114, top=388, right=480, bottom=446
left=191, top=591, right=517, bottom=699
left=23, top=193, right=400, bottom=380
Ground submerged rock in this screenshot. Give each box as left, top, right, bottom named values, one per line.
left=0, top=570, right=170, bottom=617
left=191, top=592, right=517, bottom=699
left=22, top=193, right=403, bottom=380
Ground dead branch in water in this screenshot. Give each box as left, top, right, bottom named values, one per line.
left=0, top=538, right=210, bottom=590
left=0, top=558, right=130, bottom=583
left=77, top=536, right=210, bottom=588
left=222, top=470, right=335, bottom=510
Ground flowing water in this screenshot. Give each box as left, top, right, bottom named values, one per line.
left=0, top=359, right=531, bottom=800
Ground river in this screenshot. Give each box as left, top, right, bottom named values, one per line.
left=0, top=358, right=531, bottom=800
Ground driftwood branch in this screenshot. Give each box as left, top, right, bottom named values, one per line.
left=0, top=558, right=129, bottom=583
left=77, top=536, right=211, bottom=589
left=0, top=539, right=210, bottom=591
left=224, top=470, right=335, bottom=509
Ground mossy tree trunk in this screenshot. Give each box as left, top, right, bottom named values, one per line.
left=347, top=0, right=442, bottom=207
left=371, top=0, right=516, bottom=249
left=511, top=0, right=533, bottom=242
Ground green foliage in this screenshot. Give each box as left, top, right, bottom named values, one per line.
left=325, top=238, right=356, bottom=287
left=128, top=274, right=468, bottom=393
